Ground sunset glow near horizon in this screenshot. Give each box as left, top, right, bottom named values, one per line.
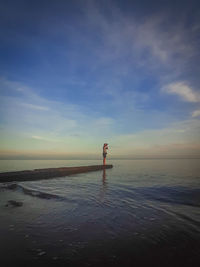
left=0, top=0, right=200, bottom=159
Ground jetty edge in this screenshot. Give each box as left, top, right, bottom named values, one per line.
left=0, top=165, right=113, bottom=183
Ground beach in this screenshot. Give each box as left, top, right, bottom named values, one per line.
left=0, top=159, right=200, bottom=266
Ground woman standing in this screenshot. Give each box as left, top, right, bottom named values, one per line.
left=103, top=143, right=108, bottom=165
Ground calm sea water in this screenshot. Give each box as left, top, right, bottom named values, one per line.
left=0, top=159, right=200, bottom=266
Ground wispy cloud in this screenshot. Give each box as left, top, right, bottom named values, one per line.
left=0, top=1, right=200, bottom=158
left=21, top=103, right=49, bottom=111
left=0, top=78, right=115, bottom=146
left=1, top=77, right=200, bottom=157
left=111, top=119, right=200, bottom=156
left=81, top=3, right=198, bottom=76
left=162, top=82, right=200, bottom=103
left=31, top=135, right=58, bottom=142
left=192, top=109, right=200, bottom=117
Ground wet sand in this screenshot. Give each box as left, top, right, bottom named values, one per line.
left=1, top=159, right=200, bottom=267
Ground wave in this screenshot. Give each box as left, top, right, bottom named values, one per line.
left=112, top=184, right=200, bottom=208
left=138, top=186, right=200, bottom=208
left=0, top=182, right=66, bottom=200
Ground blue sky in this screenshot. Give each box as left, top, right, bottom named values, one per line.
left=0, top=0, right=200, bottom=158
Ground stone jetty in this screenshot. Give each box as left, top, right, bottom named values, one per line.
left=0, top=165, right=113, bottom=183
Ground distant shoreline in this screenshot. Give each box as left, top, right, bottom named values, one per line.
left=0, top=157, right=200, bottom=160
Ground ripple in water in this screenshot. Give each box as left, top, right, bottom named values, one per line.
left=0, top=159, right=200, bottom=266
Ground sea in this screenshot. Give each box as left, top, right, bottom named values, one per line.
left=0, top=159, right=200, bottom=267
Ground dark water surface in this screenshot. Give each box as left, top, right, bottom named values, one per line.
left=0, top=159, right=200, bottom=266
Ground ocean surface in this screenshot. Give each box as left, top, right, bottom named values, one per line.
left=0, top=159, right=200, bottom=266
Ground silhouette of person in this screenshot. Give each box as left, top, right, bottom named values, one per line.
left=103, top=143, right=108, bottom=165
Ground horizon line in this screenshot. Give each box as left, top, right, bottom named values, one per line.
left=0, top=155, right=200, bottom=160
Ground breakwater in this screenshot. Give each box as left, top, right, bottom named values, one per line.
left=0, top=165, right=113, bottom=183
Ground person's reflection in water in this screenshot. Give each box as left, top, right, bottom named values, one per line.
left=103, top=169, right=106, bottom=186
left=99, top=169, right=108, bottom=202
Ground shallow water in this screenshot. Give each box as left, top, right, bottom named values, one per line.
left=0, top=159, right=200, bottom=266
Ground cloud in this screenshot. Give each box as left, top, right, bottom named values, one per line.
left=73, top=3, right=200, bottom=122
left=32, top=135, right=45, bottom=140
left=1, top=77, right=200, bottom=157
left=192, top=109, right=200, bottom=117
left=0, top=2, right=200, bottom=157
left=83, top=3, right=198, bottom=74
left=111, top=118, right=200, bottom=156
left=21, top=103, right=49, bottom=111
left=162, top=82, right=200, bottom=103
left=31, top=135, right=55, bottom=142
left=93, top=117, right=114, bottom=127
left=0, top=78, right=116, bottom=146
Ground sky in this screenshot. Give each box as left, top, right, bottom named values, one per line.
left=0, top=0, right=200, bottom=159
